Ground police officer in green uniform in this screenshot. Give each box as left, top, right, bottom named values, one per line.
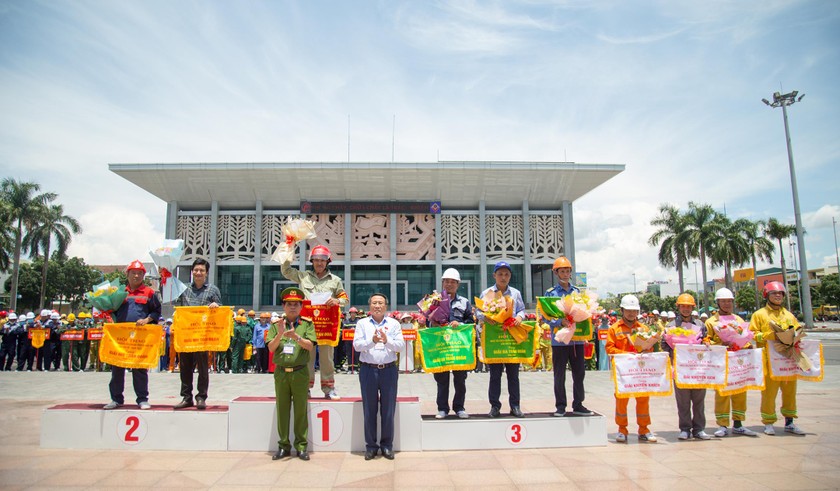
left=231, top=315, right=251, bottom=373
left=268, top=287, right=316, bottom=461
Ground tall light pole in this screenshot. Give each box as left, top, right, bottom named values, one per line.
left=763, top=90, right=813, bottom=327
left=833, top=217, right=840, bottom=277
left=693, top=261, right=700, bottom=308
left=632, top=273, right=636, bottom=292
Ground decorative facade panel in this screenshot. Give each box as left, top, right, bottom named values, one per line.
left=261, top=214, right=302, bottom=260
left=529, top=214, right=564, bottom=260
left=486, top=214, right=524, bottom=261
left=352, top=214, right=389, bottom=260
left=177, top=215, right=212, bottom=262
left=309, top=214, right=345, bottom=260
left=440, top=215, right=480, bottom=261
left=396, top=214, right=435, bottom=260
left=217, top=214, right=255, bottom=261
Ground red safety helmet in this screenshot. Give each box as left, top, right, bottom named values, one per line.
left=763, top=281, right=786, bottom=298
left=126, top=259, right=146, bottom=273
left=348, top=307, right=358, bottom=313
left=0, top=311, right=7, bottom=318
left=309, top=245, right=332, bottom=263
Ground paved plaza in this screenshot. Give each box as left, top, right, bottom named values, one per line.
left=1, top=361, right=838, bottom=490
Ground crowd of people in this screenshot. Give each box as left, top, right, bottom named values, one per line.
left=0, top=247, right=810, bottom=461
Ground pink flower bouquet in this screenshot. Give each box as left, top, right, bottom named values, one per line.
left=714, top=316, right=754, bottom=350
left=664, top=325, right=702, bottom=349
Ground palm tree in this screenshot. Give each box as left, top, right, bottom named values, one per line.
left=0, top=178, right=57, bottom=311
left=739, top=219, right=775, bottom=308
left=23, top=204, right=82, bottom=309
left=682, top=202, right=722, bottom=310
left=709, top=216, right=751, bottom=290
left=648, top=204, right=689, bottom=292
left=765, top=217, right=797, bottom=310
left=0, top=201, right=15, bottom=272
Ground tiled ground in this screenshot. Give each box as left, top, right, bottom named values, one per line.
left=1, top=365, right=837, bottom=489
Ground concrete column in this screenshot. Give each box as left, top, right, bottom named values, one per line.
left=479, top=201, right=487, bottom=290
left=344, top=213, right=352, bottom=306
left=390, top=213, right=397, bottom=306
left=165, top=201, right=178, bottom=240
left=209, top=201, right=219, bottom=286
left=562, top=201, right=575, bottom=278
left=522, top=200, right=532, bottom=306
left=434, top=213, right=442, bottom=284
left=253, top=201, right=263, bottom=310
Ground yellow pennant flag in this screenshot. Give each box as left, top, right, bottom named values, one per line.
left=100, top=323, right=163, bottom=369
left=173, top=306, right=233, bottom=353
left=30, top=328, right=47, bottom=348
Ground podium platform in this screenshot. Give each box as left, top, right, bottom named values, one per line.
left=41, top=399, right=607, bottom=451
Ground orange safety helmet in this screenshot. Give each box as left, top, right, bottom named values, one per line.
left=309, top=245, right=332, bottom=263
left=552, top=256, right=572, bottom=270
left=763, top=281, right=786, bottom=298
left=676, top=293, right=696, bottom=306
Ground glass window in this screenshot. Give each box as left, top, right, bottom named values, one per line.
left=397, top=265, right=435, bottom=307
left=218, top=265, right=253, bottom=306
left=532, top=264, right=555, bottom=298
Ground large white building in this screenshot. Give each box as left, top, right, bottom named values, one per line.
left=111, top=161, right=623, bottom=310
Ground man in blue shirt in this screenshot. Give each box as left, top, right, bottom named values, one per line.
left=544, top=256, right=593, bottom=417
left=252, top=312, right=271, bottom=373
left=478, top=261, right=526, bottom=418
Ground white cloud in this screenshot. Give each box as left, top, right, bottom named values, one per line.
left=803, top=204, right=840, bottom=230
left=66, top=207, right=164, bottom=266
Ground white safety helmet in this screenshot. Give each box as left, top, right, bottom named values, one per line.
left=441, top=268, right=461, bottom=282
left=700, top=313, right=709, bottom=319
left=660, top=311, right=668, bottom=318
left=668, top=311, right=676, bottom=319
left=40, top=309, right=51, bottom=317
left=620, top=294, right=640, bottom=310
left=652, top=309, right=659, bottom=315
left=715, top=288, right=735, bottom=301
left=50, top=312, right=61, bottom=320
left=8, top=312, right=17, bottom=320
left=26, top=312, right=35, bottom=320
left=691, top=310, right=699, bottom=317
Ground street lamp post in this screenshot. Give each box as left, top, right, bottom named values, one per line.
left=763, top=90, right=814, bottom=327
left=693, top=261, right=700, bottom=308
left=632, top=273, right=636, bottom=293
left=833, top=217, right=840, bottom=277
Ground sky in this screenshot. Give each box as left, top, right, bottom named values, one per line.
left=1, top=0, right=839, bottom=297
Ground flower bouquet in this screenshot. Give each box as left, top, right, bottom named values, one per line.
left=714, top=316, right=754, bottom=350
left=664, top=325, right=702, bottom=349
left=537, top=291, right=600, bottom=341
left=631, top=325, right=661, bottom=352
left=417, top=291, right=450, bottom=326
left=85, top=280, right=127, bottom=313
left=149, top=239, right=189, bottom=304
left=475, top=291, right=532, bottom=343
left=770, top=321, right=812, bottom=371
left=270, top=217, right=318, bottom=263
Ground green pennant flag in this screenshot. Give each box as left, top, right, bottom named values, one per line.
left=418, top=324, right=477, bottom=373
left=536, top=296, right=593, bottom=340
left=480, top=320, right=538, bottom=364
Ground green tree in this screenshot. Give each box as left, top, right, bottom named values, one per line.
left=56, top=256, right=101, bottom=309
left=818, top=274, right=840, bottom=308
left=22, top=204, right=82, bottom=309
left=0, top=201, right=14, bottom=271
left=709, top=216, right=751, bottom=290
left=735, top=285, right=758, bottom=313
left=0, top=178, right=56, bottom=310
left=682, top=202, right=722, bottom=310
left=765, top=218, right=797, bottom=310
left=4, top=261, right=41, bottom=311
left=739, top=219, right=776, bottom=308
left=649, top=204, right=690, bottom=292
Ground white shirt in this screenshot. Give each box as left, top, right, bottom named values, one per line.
left=353, top=315, right=405, bottom=365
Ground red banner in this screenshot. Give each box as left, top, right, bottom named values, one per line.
left=88, top=328, right=104, bottom=340
left=341, top=329, right=355, bottom=341
left=60, top=330, right=85, bottom=341
left=402, top=329, right=417, bottom=341
left=301, top=300, right=341, bottom=347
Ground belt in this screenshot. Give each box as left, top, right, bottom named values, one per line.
left=279, top=365, right=306, bottom=373
left=360, top=361, right=397, bottom=369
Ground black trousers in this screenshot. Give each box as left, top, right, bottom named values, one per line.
left=552, top=344, right=586, bottom=411
left=488, top=363, right=520, bottom=409
left=109, top=366, right=149, bottom=405
left=255, top=347, right=269, bottom=373
left=359, top=363, right=398, bottom=452
left=434, top=370, right=468, bottom=413
left=179, top=351, right=209, bottom=401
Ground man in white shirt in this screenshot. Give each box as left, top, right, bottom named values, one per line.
left=353, top=293, right=405, bottom=460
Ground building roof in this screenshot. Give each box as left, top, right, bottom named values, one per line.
left=110, top=161, right=624, bottom=211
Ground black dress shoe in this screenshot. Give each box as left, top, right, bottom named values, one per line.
left=381, top=448, right=395, bottom=460
left=173, top=399, right=193, bottom=410
left=364, top=449, right=377, bottom=460
left=196, top=398, right=206, bottom=410
left=510, top=406, right=525, bottom=418
left=488, top=406, right=501, bottom=418
left=297, top=450, right=310, bottom=461
left=272, top=448, right=291, bottom=460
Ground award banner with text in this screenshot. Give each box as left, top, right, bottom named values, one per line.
left=418, top=324, right=476, bottom=373
left=766, top=339, right=824, bottom=382
left=612, top=352, right=673, bottom=398
left=99, top=323, right=163, bottom=369
left=173, top=306, right=233, bottom=352
left=718, top=348, right=765, bottom=396
left=301, top=300, right=341, bottom=347
left=674, top=344, right=728, bottom=389
left=480, top=320, right=537, bottom=364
